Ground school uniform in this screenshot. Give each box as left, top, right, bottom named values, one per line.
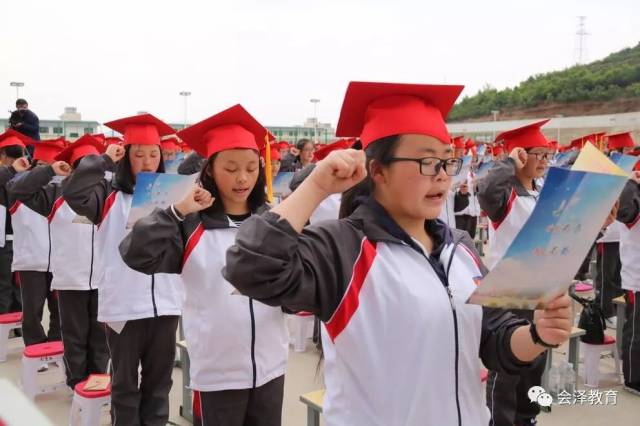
left=120, top=206, right=288, bottom=426
left=477, top=121, right=551, bottom=426
left=122, top=104, right=289, bottom=426
left=5, top=171, right=61, bottom=346
left=63, top=113, right=183, bottom=426
left=454, top=171, right=480, bottom=239
left=616, top=179, right=640, bottom=392
left=8, top=160, right=108, bottom=389
left=438, top=189, right=458, bottom=229
left=225, top=198, right=534, bottom=426
left=0, top=166, right=22, bottom=315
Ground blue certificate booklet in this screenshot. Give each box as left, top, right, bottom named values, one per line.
left=126, top=172, right=198, bottom=229
left=468, top=145, right=630, bottom=309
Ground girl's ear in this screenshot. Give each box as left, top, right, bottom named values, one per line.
left=206, top=159, right=214, bottom=179
left=369, top=159, right=386, bottom=185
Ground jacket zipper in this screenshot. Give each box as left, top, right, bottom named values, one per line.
left=88, top=226, right=94, bottom=290
left=415, top=240, right=463, bottom=426
left=444, top=243, right=463, bottom=426
left=46, top=221, right=52, bottom=273
left=151, top=274, right=158, bottom=317
left=249, top=298, right=257, bottom=388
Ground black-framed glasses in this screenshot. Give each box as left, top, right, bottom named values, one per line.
left=526, top=150, right=553, bottom=161
left=388, top=157, right=463, bottom=176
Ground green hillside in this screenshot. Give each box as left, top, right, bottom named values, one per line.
left=449, top=42, right=640, bottom=121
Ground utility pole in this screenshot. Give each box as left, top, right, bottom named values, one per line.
left=576, top=16, right=589, bottom=65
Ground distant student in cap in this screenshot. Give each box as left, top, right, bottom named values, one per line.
left=6, top=139, right=66, bottom=348
left=8, top=135, right=110, bottom=389
left=120, top=105, right=288, bottom=426
left=224, top=81, right=572, bottom=426
left=62, top=114, right=183, bottom=426
left=477, top=119, right=553, bottom=426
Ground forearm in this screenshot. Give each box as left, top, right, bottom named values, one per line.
left=510, top=325, right=546, bottom=362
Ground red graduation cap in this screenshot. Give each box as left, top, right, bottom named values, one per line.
left=277, top=141, right=290, bottom=150
left=260, top=145, right=281, bottom=162
left=0, top=129, right=33, bottom=149
left=495, top=119, right=550, bottom=154
left=92, top=133, right=106, bottom=144
left=104, top=136, right=123, bottom=147
left=104, top=114, right=174, bottom=146
left=30, top=140, right=66, bottom=163
left=451, top=136, right=466, bottom=149
left=177, top=104, right=272, bottom=158
left=335, top=81, right=464, bottom=149
left=607, top=132, right=635, bottom=150
left=160, top=135, right=181, bottom=152
left=491, top=144, right=504, bottom=156
left=314, top=139, right=353, bottom=161
left=570, top=132, right=605, bottom=150
left=465, top=138, right=475, bottom=149
left=55, top=134, right=105, bottom=165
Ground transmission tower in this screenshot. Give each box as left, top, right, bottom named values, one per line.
left=576, top=16, right=589, bottom=64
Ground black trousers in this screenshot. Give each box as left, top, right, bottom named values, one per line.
left=106, top=315, right=179, bottom=426
left=194, top=375, right=285, bottom=426
left=486, top=309, right=546, bottom=426
left=594, top=242, right=624, bottom=318
left=486, top=353, right=547, bottom=426
left=455, top=215, right=478, bottom=239
left=18, top=271, right=60, bottom=346
left=0, top=241, right=21, bottom=314
left=574, top=244, right=594, bottom=281
left=58, top=289, right=109, bottom=389
left=622, top=291, right=640, bottom=389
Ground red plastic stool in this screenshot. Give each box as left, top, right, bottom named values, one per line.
left=21, top=341, right=66, bottom=400
left=69, top=375, right=111, bottom=426
left=0, top=312, right=22, bottom=362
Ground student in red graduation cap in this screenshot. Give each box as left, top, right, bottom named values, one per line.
left=477, top=119, right=554, bottom=426
left=160, top=135, right=181, bottom=161
left=224, top=81, right=573, bottom=426
left=119, top=105, right=288, bottom=426
left=62, top=114, right=183, bottom=426
left=0, top=130, right=31, bottom=317
left=260, top=144, right=281, bottom=179
left=6, top=139, right=65, bottom=348
left=492, top=143, right=506, bottom=161
left=594, top=132, right=637, bottom=328
left=8, top=134, right=109, bottom=389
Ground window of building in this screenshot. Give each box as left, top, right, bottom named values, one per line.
left=53, top=127, right=63, bottom=134
left=84, top=127, right=94, bottom=134
left=39, top=127, right=49, bottom=133
left=69, top=132, right=79, bottom=138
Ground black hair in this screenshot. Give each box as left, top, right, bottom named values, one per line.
left=198, top=150, right=266, bottom=215
left=113, top=145, right=165, bottom=194
left=15, top=99, right=27, bottom=107
left=0, top=145, right=25, bottom=160
left=339, top=135, right=400, bottom=218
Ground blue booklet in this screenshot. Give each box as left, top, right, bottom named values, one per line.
left=468, top=146, right=630, bottom=309
left=126, top=172, right=198, bottom=229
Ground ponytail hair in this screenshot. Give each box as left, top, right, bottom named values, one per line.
left=339, top=135, right=400, bottom=218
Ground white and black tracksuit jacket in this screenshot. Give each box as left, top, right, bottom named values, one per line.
left=224, top=198, right=535, bottom=426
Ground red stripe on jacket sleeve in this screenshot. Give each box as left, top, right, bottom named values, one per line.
left=97, top=191, right=118, bottom=228
left=325, top=238, right=377, bottom=342
left=491, top=188, right=517, bottom=231
left=47, top=196, right=65, bottom=223
left=182, top=223, right=205, bottom=267
left=8, top=200, right=21, bottom=215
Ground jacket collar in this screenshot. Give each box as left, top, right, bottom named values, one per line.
left=348, top=197, right=458, bottom=258
left=198, top=203, right=270, bottom=230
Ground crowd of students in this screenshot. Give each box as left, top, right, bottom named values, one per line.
left=0, top=80, right=637, bottom=426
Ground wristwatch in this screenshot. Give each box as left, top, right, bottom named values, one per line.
left=529, top=323, right=559, bottom=349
